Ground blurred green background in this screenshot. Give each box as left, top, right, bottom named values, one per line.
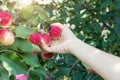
left=0, top=0, right=120, bottom=80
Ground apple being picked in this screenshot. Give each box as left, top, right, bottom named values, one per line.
left=29, top=32, right=41, bottom=45
left=49, top=25, right=62, bottom=40
left=40, top=34, right=52, bottom=46
left=0, top=29, right=15, bottom=46
left=40, top=33, right=54, bottom=59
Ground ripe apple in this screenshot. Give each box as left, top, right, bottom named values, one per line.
left=29, top=32, right=41, bottom=45
left=0, top=29, right=14, bottom=46
left=49, top=25, right=62, bottom=40
left=40, top=34, right=52, bottom=46
left=0, top=11, right=13, bottom=28
left=41, top=52, right=53, bottom=59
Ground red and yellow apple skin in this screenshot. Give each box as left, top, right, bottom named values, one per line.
left=0, top=29, right=15, bottom=46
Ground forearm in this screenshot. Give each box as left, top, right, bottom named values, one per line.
left=71, top=39, right=120, bottom=80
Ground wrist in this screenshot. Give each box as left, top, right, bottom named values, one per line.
left=69, top=38, right=83, bottom=54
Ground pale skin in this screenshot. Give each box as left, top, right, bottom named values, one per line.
left=40, top=23, right=120, bottom=80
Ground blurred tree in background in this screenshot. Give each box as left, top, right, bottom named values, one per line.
left=0, top=0, right=120, bottom=80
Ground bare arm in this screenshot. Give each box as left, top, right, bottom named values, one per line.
left=71, top=39, right=120, bottom=80
left=40, top=23, right=120, bottom=80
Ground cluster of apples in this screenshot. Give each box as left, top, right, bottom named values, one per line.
left=29, top=25, right=62, bottom=59
left=0, top=11, right=14, bottom=46
left=0, top=11, right=62, bottom=60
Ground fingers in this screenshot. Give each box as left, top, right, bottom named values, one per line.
left=39, top=29, right=45, bottom=34
left=40, top=38, right=60, bottom=53
left=50, top=22, right=63, bottom=28
left=50, top=22, right=68, bottom=31
left=40, top=38, right=52, bottom=52
left=50, top=44, right=69, bottom=53
left=39, top=22, right=64, bottom=53
left=50, top=22, right=72, bottom=38
left=40, top=38, right=67, bottom=53
left=39, top=22, right=75, bottom=54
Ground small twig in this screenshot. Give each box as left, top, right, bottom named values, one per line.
left=86, top=74, right=95, bottom=80
left=46, top=73, right=55, bottom=80
left=70, top=59, right=80, bottom=72
left=69, top=59, right=87, bottom=76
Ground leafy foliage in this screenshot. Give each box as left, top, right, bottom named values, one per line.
left=0, top=0, right=120, bottom=80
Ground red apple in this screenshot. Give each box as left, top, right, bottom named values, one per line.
left=49, top=25, right=62, bottom=40
left=0, top=29, right=14, bottom=46
left=41, top=52, right=53, bottom=59
left=0, top=11, right=13, bottom=28
left=29, top=32, right=41, bottom=45
left=40, top=34, right=52, bottom=46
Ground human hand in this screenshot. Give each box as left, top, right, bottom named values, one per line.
left=40, top=23, right=79, bottom=54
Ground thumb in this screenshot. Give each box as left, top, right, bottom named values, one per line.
left=40, top=39, right=64, bottom=53
left=40, top=38, right=52, bottom=52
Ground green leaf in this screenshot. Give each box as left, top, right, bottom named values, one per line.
left=72, top=71, right=83, bottom=80
left=32, top=44, right=41, bottom=52
left=15, top=26, right=34, bottom=39
left=115, top=0, right=120, bottom=9
left=0, top=66, right=9, bottom=80
left=33, top=5, right=49, bottom=21
left=7, top=2, right=16, bottom=10
left=115, top=3, right=120, bottom=9
left=55, top=68, right=70, bottom=77
left=65, top=54, right=77, bottom=66
left=15, top=38, right=33, bottom=52
left=0, top=53, right=28, bottom=75
left=115, top=19, right=120, bottom=37
left=45, top=59, right=55, bottom=68
left=33, top=66, right=46, bottom=75
left=22, top=5, right=34, bottom=20
left=30, top=16, right=40, bottom=26
left=74, top=3, right=83, bottom=11
left=15, top=38, right=40, bottom=52
left=21, top=53, right=40, bottom=67
left=30, top=66, right=46, bottom=80
left=101, top=0, right=112, bottom=9
left=102, top=40, right=110, bottom=49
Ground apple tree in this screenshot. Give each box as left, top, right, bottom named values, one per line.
left=0, top=0, right=120, bottom=80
